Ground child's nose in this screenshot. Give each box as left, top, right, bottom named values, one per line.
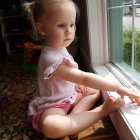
left=66, top=27, right=72, bottom=34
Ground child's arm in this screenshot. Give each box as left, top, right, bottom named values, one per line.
left=53, top=64, right=140, bottom=105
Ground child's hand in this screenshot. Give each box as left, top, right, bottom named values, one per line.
left=75, top=85, right=88, bottom=96
left=117, top=85, right=140, bottom=106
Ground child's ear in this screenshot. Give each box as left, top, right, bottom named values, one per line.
left=36, top=22, right=46, bottom=36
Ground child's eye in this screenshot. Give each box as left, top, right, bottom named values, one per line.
left=57, top=24, right=66, bottom=28
left=70, top=24, right=75, bottom=27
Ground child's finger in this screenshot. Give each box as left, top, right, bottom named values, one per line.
left=120, top=94, right=124, bottom=99
left=138, top=100, right=140, bottom=106
left=130, top=94, right=140, bottom=99
left=129, top=96, right=140, bottom=106
left=129, top=96, right=136, bottom=103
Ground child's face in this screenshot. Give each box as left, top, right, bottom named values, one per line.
left=38, top=2, right=76, bottom=49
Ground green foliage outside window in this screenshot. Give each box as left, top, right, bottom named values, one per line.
left=123, top=26, right=140, bottom=72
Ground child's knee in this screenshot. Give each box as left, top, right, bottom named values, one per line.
left=39, top=116, right=65, bottom=138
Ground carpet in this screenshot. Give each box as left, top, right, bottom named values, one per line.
left=0, top=54, right=120, bottom=140
left=0, top=54, right=44, bottom=140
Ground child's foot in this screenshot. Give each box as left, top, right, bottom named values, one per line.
left=100, top=96, right=124, bottom=116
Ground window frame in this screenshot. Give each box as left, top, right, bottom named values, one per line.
left=107, top=0, right=140, bottom=88
left=86, top=0, right=140, bottom=91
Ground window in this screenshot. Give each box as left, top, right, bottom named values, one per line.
left=107, top=0, right=140, bottom=87
left=86, top=0, right=140, bottom=139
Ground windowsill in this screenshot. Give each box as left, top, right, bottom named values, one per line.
left=93, top=64, right=140, bottom=140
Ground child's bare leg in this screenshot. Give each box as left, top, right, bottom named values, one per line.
left=39, top=96, right=124, bottom=139
left=68, top=90, right=101, bottom=139
left=73, top=86, right=101, bottom=112
left=71, top=90, right=101, bottom=114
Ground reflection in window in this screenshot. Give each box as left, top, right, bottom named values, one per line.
left=107, top=0, right=140, bottom=86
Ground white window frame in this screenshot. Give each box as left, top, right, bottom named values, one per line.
left=86, top=0, right=140, bottom=140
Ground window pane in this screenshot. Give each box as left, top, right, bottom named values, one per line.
left=135, top=6, right=140, bottom=72
left=123, top=7, right=132, bottom=67
left=136, top=0, right=140, bottom=4
left=108, top=0, right=133, bottom=8
left=123, top=0, right=133, bottom=5
left=107, top=0, right=140, bottom=86
left=108, top=0, right=122, bottom=7
left=108, top=8, right=124, bottom=63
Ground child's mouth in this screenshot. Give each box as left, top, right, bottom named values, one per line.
left=64, top=38, right=71, bottom=41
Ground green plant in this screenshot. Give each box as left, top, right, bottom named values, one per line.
left=123, top=26, right=140, bottom=72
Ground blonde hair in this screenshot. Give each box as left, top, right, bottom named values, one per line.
left=23, top=0, right=79, bottom=30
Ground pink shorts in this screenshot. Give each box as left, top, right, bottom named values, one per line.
left=29, top=102, right=72, bottom=132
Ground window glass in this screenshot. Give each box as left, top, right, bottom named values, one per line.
left=123, top=7, right=132, bottom=67
left=107, top=0, right=140, bottom=86
left=135, top=5, right=140, bottom=72
left=108, top=8, right=124, bottom=63
left=107, top=0, right=133, bottom=8
left=136, top=0, right=140, bottom=4
left=107, top=0, right=123, bottom=7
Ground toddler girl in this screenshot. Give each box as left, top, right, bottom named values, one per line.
left=23, top=0, right=140, bottom=139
